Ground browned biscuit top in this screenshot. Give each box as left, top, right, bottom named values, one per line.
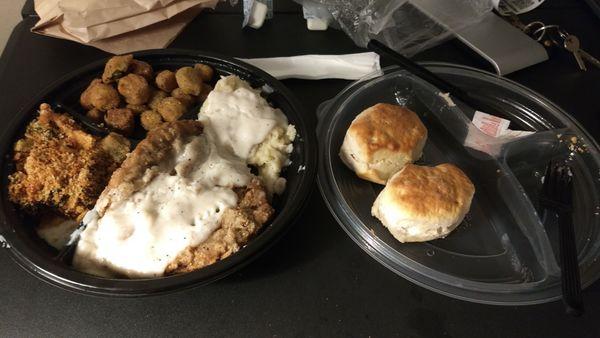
left=385, top=163, right=475, bottom=219
left=348, top=103, right=427, bottom=161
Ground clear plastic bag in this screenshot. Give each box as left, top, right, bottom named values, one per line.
left=296, top=0, right=493, bottom=56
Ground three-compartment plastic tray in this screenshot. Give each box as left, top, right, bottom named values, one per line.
left=317, top=63, right=600, bottom=305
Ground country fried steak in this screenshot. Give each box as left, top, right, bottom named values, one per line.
left=166, top=178, right=273, bottom=274
left=93, top=119, right=204, bottom=215
left=74, top=120, right=274, bottom=276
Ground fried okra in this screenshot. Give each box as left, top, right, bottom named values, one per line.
left=171, top=88, right=195, bottom=108
left=194, top=63, right=214, bottom=82
left=155, top=70, right=178, bottom=92
left=130, top=60, right=153, bottom=81
left=118, top=74, right=151, bottom=105
left=148, top=90, right=169, bottom=111
left=126, top=104, right=148, bottom=115
left=156, top=97, right=186, bottom=122
left=140, top=110, right=163, bottom=131
left=175, top=67, right=203, bottom=95
left=104, top=108, right=135, bottom=135
left=80, top=79, right=100, bottom=109
left=198, top=83, right=212, bottom=103
left=102, top=54, right=133, bottom=84
left=80, top=79, right=120, bottom=111
left=86, top=108, right=104, bottom=123
left=81, top=57, right=219, bottom=137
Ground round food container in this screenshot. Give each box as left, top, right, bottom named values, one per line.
left=0, top=50, right=317, bottom=296
left=317, top=63, right=600, bottom=305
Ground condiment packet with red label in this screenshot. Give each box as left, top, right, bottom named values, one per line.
left=472, top=110, right=511, bottom=137
left=464, top=111, right=535, bottom=155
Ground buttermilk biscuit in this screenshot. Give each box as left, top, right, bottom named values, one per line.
left=339, top=103, right=427, bottom=185
left=371, top=163, right=475, bottom=243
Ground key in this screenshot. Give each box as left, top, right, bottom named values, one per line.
left=578, top=49, right=600, bottom=69
left=563, top=34, right=587, bottom=71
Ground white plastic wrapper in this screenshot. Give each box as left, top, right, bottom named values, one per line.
left=295, top=0, right=493, bottom=56
left=242, top=0, right=273, bottom=28
left=302, top=0, right=333, bottom=30
left=493, top=0, right=545, bottom=15
left=464, top=110, right=534, bottom=155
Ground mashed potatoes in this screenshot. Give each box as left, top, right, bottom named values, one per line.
left=248, top=125, right=296, bottom=195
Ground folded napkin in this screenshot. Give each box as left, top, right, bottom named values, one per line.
left=240, top=52, right=381, bottom=80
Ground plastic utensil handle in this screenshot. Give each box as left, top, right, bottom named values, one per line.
left=55, top=221, right=86, bottom=262
left=367, top=40, right=466, bottom=96
left=367, top=40, right=500, bottom=115
left=558, top=210, right=584, bottom=316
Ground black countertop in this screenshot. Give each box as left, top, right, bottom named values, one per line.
left=1, top=1, right=600, bottom=337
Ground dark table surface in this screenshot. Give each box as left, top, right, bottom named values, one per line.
left=1, top=0, right=600, bottom=337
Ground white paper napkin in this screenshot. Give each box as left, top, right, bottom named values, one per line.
left=240, top=52, right=381, bottom=80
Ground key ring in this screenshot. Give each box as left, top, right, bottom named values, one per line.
left=523, top=21, right=563, bottom=46
left=523, top=21, right=545, bottom=37
left=532, top=24, right=560, bottom=41
left=557, top=27, right=570, bottom=40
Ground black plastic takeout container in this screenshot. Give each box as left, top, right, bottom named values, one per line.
left=0, top=49, right=317, bottom=297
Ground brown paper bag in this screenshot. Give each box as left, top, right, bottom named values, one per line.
left=58, top=0, right=180, bottom=28
left=32, top=0, right=218, bottom=54
left=61, top=0, right=213, bottom=42
left=32, top=0, right=63, bottom=30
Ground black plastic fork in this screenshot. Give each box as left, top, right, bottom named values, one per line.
left=540, top=161, right=584, bottom=316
